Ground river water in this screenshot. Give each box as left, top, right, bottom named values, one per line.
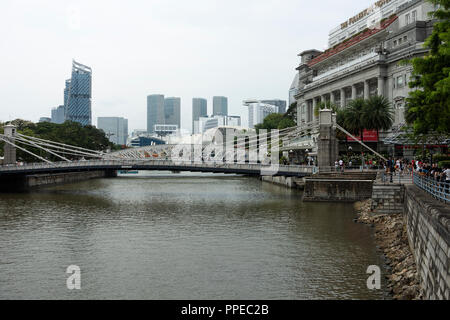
left=0, top=172, right=388, bottom=299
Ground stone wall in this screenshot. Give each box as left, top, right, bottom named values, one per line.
left=25, top=170, right=114, bottom=188
left=302, top=176, right=374, bottom=202
left=371, top=183, right=405, bottom=214
left=404, top=185, right=450, bottom=300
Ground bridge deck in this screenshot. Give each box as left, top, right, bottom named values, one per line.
left=0, top=160, right=315, bottom=177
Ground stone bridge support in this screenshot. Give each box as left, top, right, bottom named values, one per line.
left=317, top=109, right=338, bottom=169
left=3, top=125, right=17, bottom=165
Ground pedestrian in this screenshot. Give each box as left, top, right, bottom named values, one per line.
left=339, top=159, right=344, bottom=173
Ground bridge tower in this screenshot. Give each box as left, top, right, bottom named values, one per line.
left=3, top=124, right=17, bottom=165
left=317, top=109, right=338, bottom=168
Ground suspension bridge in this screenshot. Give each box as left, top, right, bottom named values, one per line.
left=0, top=109, right=388, bottom=189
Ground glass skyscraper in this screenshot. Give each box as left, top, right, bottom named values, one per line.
left=192, top=98, right=207, bottom=134
left=164, top=97, right=181, bottom=128
left=213, top=96, right=228, bottom=116
left=64, top=60, right=92, bottom=126
left=147, top=94, right=165, bottom=134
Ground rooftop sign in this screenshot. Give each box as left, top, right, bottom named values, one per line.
left=340, top=0, right=393, bottom=30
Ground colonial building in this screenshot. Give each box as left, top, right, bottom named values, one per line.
left=294, top=0, right=436, bottom=134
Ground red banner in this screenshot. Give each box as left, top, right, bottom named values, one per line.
left=347, top=129, right=378, bottom=142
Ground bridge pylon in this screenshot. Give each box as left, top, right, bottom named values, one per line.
left=3, top=125, right=17, bottom=165
left=317, top=109, right=338, bottom=169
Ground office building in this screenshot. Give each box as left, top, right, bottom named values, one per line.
left=194, top=115, right=242, bottom=134
left=192, top=98, right=208, bottom=134
left=164, top=97, right=181, bottom=128
left=154, top=124, right=178, bottom=137
left=147, top=94, right=165, bottom=134
left=97, top=117, right=128, bottom=146
left=64, top=60, right=92, bottom=126
left=51, top=105, right=65, bottom=124
left=132, top=129, right=147, bottom=137
left=261, top=99, right=287, bottom=114
left=39, top=117, right=51, bottom=123
left=213, top=96, right=228, bottom=116
left=243, top=99, right=280, bottom=128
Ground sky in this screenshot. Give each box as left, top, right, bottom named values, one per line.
left=0, top=0, right=377, bottom=132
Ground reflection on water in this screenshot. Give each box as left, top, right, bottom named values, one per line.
left=0, top=171, right=388, bottom=299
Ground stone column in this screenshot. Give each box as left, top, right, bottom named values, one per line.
left=377, top=77, right=385, bottom=97
left=317, top=109, right=338, bottom=168
left=340, top=88, right=346, bottom=108
left=330, top=91, right=335, bottom=104
left=351, top=84, right=357, bottom=101
left=312, top=98, right=318, bottom=121
left=364, top=80, right=370, bottom=100
left=3, top=125, right=17, bottom=165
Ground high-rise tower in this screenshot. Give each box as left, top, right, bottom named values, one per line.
left=64, top=60, right=92, bottom=126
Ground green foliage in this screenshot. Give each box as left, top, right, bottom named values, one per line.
left=1, top=119, right=117, bottom=163
left=314, top=101, right=339, bottom=117
left=404, top=0, right=450, bottom=135
left=338, top=96, right=394, bottom=144
left=254, top=113, right=296, bottom=132
left=361, top=95, right=394, bottom=133
left=284, top=102, right=297, bottom=123
left=438, top=160, right=450, bottom=168
left=343, top=98, right=366, bottom=139
left=433, top=153, right=450, bottom=162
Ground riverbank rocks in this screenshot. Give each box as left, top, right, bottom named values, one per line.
left=354, top=199, right=423, bottom=300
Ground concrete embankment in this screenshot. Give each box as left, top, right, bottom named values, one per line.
left=302, top=172, right=377, bottom=202
left=0, top=170, right=117, bottom=191
left=261, top=176, right=305, bottom=189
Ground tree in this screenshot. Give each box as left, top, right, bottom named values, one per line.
left=254, top=113, right=296, bottom=131
left=343, top=98, right=367, bottom=164
left=343, top=98, right=366, bottom=141
left=284, top=101, right=297, bottom=124
left=361, top=95, right=394, bottom=150
left=1, top=119, right=116, bottom=163
left=404, top=0, right=450, bottom=135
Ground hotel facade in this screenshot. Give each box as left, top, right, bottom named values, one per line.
left=294, top=0, right=436, bottom=136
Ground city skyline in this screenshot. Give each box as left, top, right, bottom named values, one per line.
left=0, top=0, right=379, bottom=132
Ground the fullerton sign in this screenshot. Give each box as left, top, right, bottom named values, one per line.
left=340, top=0, right=393, bottom=29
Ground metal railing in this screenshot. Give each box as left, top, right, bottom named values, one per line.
left=413, top=172, right=449, bottom=204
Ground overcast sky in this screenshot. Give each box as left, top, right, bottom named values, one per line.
left=0, top=0, right=377, bottom=132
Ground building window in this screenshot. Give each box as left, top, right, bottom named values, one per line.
left=398, top=38, right=402, bottom=45
left=412, top=10, right=417, bottom=22
left=397, top=76, right=404, bottom=88
left=393, top=40, right=397, bottom=47
left=405, top=13, right=410, bottom=25
left=403, top=36, right=408, bottom=43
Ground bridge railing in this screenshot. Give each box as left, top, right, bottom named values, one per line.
left=413, top=172, right=449, bottom=204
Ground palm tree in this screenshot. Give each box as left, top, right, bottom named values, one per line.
left=361, top=95, right=394, bottom=151
left=343, top=98, right=365, bottom=141
left=343, top=98, right=366, bottom=165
